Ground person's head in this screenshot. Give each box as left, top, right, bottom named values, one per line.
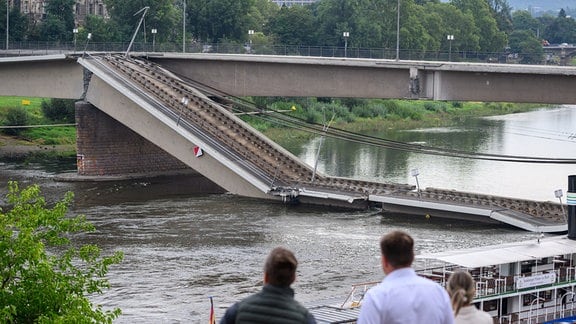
left=263, top=247, right=298, bottom=288
left=379, top=230, right=414, bottom=274
left=446, top=270, right=476, bottom=316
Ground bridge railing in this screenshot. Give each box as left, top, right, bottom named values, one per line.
left=0, top=40, right=568, bottom=65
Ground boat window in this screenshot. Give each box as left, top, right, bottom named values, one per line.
left=482, top=299, right=498, bottom=312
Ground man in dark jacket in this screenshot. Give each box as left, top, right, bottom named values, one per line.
left=220, top=247, right=316, bottom=324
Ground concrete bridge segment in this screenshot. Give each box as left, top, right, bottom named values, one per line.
left=150, top=53, right=576, bottom=105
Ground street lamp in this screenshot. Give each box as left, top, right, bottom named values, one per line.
left=73, top=28, right=78, bottom=52
left=447, top=34, right=454, bottom=61
left=411, top=168, right=421, bottom=198
left=5, top=0, right=9, bottom=50
left=177, top=96, right=189, bottom=126
left=151, top=28, right=157, bottom=52
left=82, top=32, right=92, bottom=57
left=555, top=189, right=567, bottom=223
left=343, top=31, right=349, bottom=57
left=396, top=0, right=400, bottom=60
left=182, top=0, right=186, bottom=53
left=248, top=29, right=254, bottom=53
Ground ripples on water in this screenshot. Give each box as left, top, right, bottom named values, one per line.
left=0, top=167, right=534, bottom=323
left=2, top=107, right=573, bottom=322
left=78, top=190, right=533, bottom=323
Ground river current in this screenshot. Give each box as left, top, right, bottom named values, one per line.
left=1, top=106, right=575, bottom=323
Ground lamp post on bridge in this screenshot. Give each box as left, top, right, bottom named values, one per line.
left=555, top=189, right=567, bottom=223
left=5, top=0, right=9, bottom=50
left=343, top=31, right=349, bottom=57
left=447, top=34, right=454, bottom=61
left=151, top=28, right=157, bottom=52
left=396, top=0, right=400, bottom=61
left=248, top=29, right=254, bottom=53
left=182, top=0, right=186, bottom=53
left=82, top=32, right=92, bottom=58
left=73, top=28, right=78, bottom=52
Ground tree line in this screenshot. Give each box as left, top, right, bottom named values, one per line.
left=1, top=0, right=576, bottom=63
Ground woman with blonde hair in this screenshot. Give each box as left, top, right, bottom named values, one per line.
left=446, top=271, right=492, bottom=324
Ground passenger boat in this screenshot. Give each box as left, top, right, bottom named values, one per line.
left=310, top=234, right=576, bottom=324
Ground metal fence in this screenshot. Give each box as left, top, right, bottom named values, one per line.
left=0, top=39, right=552, bottom=65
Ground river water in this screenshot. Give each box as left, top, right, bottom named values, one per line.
left=1, top=106, right=575, bottom=323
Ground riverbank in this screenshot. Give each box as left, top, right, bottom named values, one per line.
left=0, top=134, right=75, bottom=159
left=261, top=101, right=551, bottom=144
left=0, top=101, right=552, bottom=158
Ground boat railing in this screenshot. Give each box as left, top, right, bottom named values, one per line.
left=417, top=264, right=576, bottom=299
left=340, top=281, right=379, bottom=308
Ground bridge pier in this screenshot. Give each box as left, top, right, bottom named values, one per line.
left=75, top=101, right=204, bottom=178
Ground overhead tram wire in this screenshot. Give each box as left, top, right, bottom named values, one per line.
left=149, top=61, right=576, bottom=164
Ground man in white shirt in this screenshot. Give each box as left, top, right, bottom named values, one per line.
left=357, top=230, right=454, bottom=324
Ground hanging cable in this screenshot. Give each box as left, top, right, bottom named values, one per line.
left=154, top=62, right=576, bottom=164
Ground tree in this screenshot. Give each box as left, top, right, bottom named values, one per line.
left=451, top=0, right=507, bottom=52
left=1, top=107, right=28, bottom=136
left=41, top=0, right=75, bottom=42
left=315, top=0, right=361, bottom=46
left=512, top=10, right=541, bottom=36
left=84, top=15, right=119, bottom=42
left=422, top=2, right=480, bottom=54
left=0, top=0, right=29, bottom=42
left=187, top=0, right=254, bottom=43
left=267, top=5, right=316, bottom=45
left=543, top=13, right=576, bottom=44
left=41, top=98, right=76, bottom=123
left=104, top=0, right=179, bottom=43
left=508, top=30, right=543, bottom=63
left=487, top=0, right=513, bottom=34
left=0, top=181, right=123, bottom=323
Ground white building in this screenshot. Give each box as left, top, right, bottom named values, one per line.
left=11, top=0, right=108, bottom=25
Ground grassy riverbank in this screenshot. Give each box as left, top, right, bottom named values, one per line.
left=253, top=99, right=548, bottom=144
left=0, top=96, right=549, bottom=154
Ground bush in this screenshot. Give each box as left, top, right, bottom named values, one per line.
left=41, top=98, right=75, bottom=123
left=2, top=107, right=29, bottom=135
left=0, top=181, right=123, bottom=323
left=340, top=98, right=366, bottom=109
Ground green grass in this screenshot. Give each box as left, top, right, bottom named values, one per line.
left=20, top=127, right=77, bottom=145
left=0, top=96, right=77, bottom=145
left=0, top=96, right=45, bottom=120
left=260, top=99, right=549, bottom=143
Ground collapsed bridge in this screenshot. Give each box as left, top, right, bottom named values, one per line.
left=76, top=54, right=566, bottom=232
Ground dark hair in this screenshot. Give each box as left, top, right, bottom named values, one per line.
left=447, top=271, right=476, bottom=316
left=264, top=247, right=298, bottom=287
left=380, top=230, right=414, bottom=268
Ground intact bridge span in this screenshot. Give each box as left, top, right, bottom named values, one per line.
left=76, top=54, right=566, bottom=233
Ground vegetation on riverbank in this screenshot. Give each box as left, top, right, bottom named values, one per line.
left=0, top=96, right=549, bottom=153
left=0, top=96, right=76, bottom=146
left=242, top=97, right=548, bottom=144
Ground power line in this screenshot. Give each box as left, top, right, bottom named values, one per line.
left=165, top=64, right=576, bottom=164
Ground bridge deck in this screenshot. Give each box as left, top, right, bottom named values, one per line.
left=77, top=54, right=567, bottom=233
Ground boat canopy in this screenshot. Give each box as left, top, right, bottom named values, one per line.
left=418, top=235, right=576, bottom=268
